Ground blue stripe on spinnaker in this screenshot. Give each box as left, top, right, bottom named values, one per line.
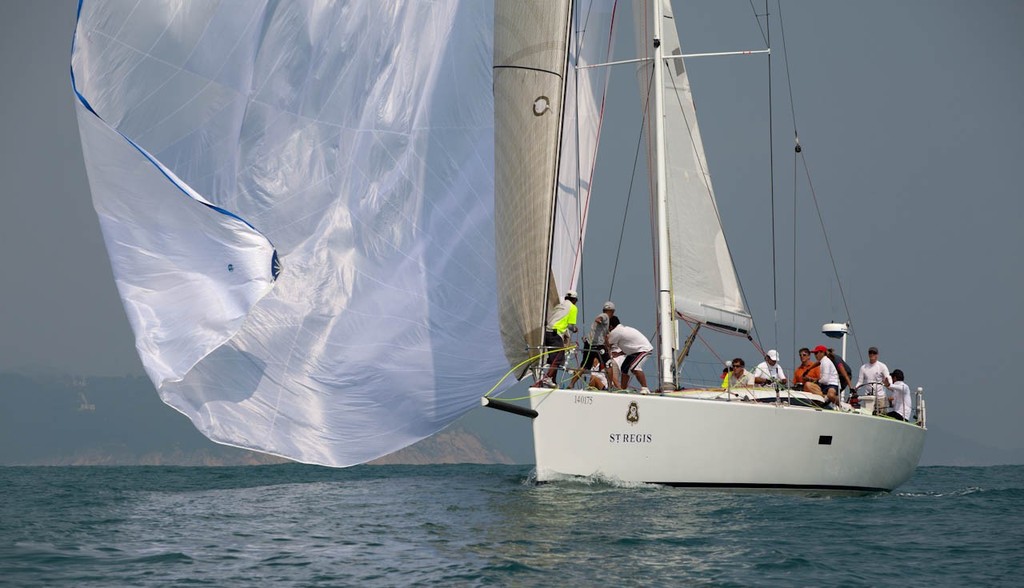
left=70, top=0, right=280, bottom=281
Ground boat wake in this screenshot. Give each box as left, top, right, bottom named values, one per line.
left=524, top=468, right=660, bottom=490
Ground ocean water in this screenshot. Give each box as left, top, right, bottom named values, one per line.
left=1, top=465, right=1021, bottom=586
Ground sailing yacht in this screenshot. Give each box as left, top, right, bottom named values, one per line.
left=486, top=0, right=926, bottom=491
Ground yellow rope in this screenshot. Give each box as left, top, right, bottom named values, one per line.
left=482, top=345, right=575, bottom=399
left=497, top=389, right=556, bottom=402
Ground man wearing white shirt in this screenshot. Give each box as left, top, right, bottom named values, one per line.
left=886, top=369, right=912, bottom=421
left=753, top=349, right=787, bottom=386
left=725, top=358, right=755, bottom=388
left=856, top=346, right=892, bottom=413
left=606, top=316, right=653, bottom=394
left=813, top=345, right=841, bottom=408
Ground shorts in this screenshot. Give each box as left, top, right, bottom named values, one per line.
left=622, top=351, right=650, bottom=375
left=544, top=330, right=566, bottom=364
left=580, top=340, right=607, bottom=370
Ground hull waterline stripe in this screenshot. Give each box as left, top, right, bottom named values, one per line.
left=537, top=480, right=888, bottom=492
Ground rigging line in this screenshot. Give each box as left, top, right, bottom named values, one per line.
left=693, top=322, right=730, bottom=373
left=662, top=60, right=717, bottom=243
left=774, top=3, right=860, bottom=364
left=609, top=65, right=653, bottom=302
left=747, top=0, right=768, bottom=50
left=541, top=3, right=579, bottom=333
left=766, top=0, right=779, bottom=350
left=573, top=0, right=585, bottom=313
left=797, top=150, right=862, bottom=365
left=778, top=0, right=802, bottom=360
left=775, top=0, right=800, bottom=139
left=643, top=15, right=658, bottom=326
left=792, top=138, right=798, bottom=369
left=485, top=345, right=577, bottom=399
left=777, top=0, right=801, bottom=358
left=641, top=1, right=659, bottom=323
left=662, top=57, right=760, bottom=349
left=570, top=0, right=620, bottom=306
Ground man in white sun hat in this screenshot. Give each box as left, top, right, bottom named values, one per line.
left=753, top=349, right=787, bottom=386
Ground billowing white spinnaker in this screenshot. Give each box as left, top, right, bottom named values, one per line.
left=72, top=1, right=510, bottom=466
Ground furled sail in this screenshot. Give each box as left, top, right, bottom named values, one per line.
left=634, top=0, right=753, bottom=333
left=72, top=0, right=510, bottom=466
left=493, top=0, right=616, bottom=368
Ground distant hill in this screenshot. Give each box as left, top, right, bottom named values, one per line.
left=369, top=429, right=514, bottom=465
left=8, top=370, right=1007, bottom=468
left=0, top=371, right=514, bottom=466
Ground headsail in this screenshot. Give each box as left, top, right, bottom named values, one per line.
left=635, top=0, right=753, bottom=334
left=493, top=0, right=616, bottom=368
left=72, top=0, right=509, bottom=466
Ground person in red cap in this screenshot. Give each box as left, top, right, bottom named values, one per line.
left=812, top=345, right=841, bottom=408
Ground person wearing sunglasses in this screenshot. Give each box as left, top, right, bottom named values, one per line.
left=723, top=358, right=755, bottom=389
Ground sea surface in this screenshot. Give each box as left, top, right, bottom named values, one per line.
left=1, top=464, right=1021, bottom=587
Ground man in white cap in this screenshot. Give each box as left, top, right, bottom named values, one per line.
left=753, top=350, right=787, bottom=386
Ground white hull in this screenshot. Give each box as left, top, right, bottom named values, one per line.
left=529, top=388, right=926, bottom=492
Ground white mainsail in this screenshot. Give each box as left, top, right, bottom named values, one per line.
left=493, top=0, right=616, bottom=368
left=634, top=0, right=753, bottom=334
left=73, top=1, right=510, bottom=466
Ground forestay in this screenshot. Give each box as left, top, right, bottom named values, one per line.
left=72, top=0, right=510, bottom=466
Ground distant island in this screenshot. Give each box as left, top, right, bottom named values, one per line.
left=0, top=371, right=515, bottom=466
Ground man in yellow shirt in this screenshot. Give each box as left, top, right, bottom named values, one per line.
left=539, top=290, right=578, bottom=387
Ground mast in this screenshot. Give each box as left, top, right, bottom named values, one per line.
left=651, top=0, right=674, bottom=390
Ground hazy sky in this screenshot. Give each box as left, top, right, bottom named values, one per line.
left=1, top=1, right=1022, bottom=459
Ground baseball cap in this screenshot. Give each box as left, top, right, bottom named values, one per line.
left=565, top=289, right=577, bottom=299
left=868, top=346, right=879, bottom=354
left=603, top=301, right=615, bottom=311
left=766, top=349, right=779, bottom=361
left=812, top=345, right=828, bottom=353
